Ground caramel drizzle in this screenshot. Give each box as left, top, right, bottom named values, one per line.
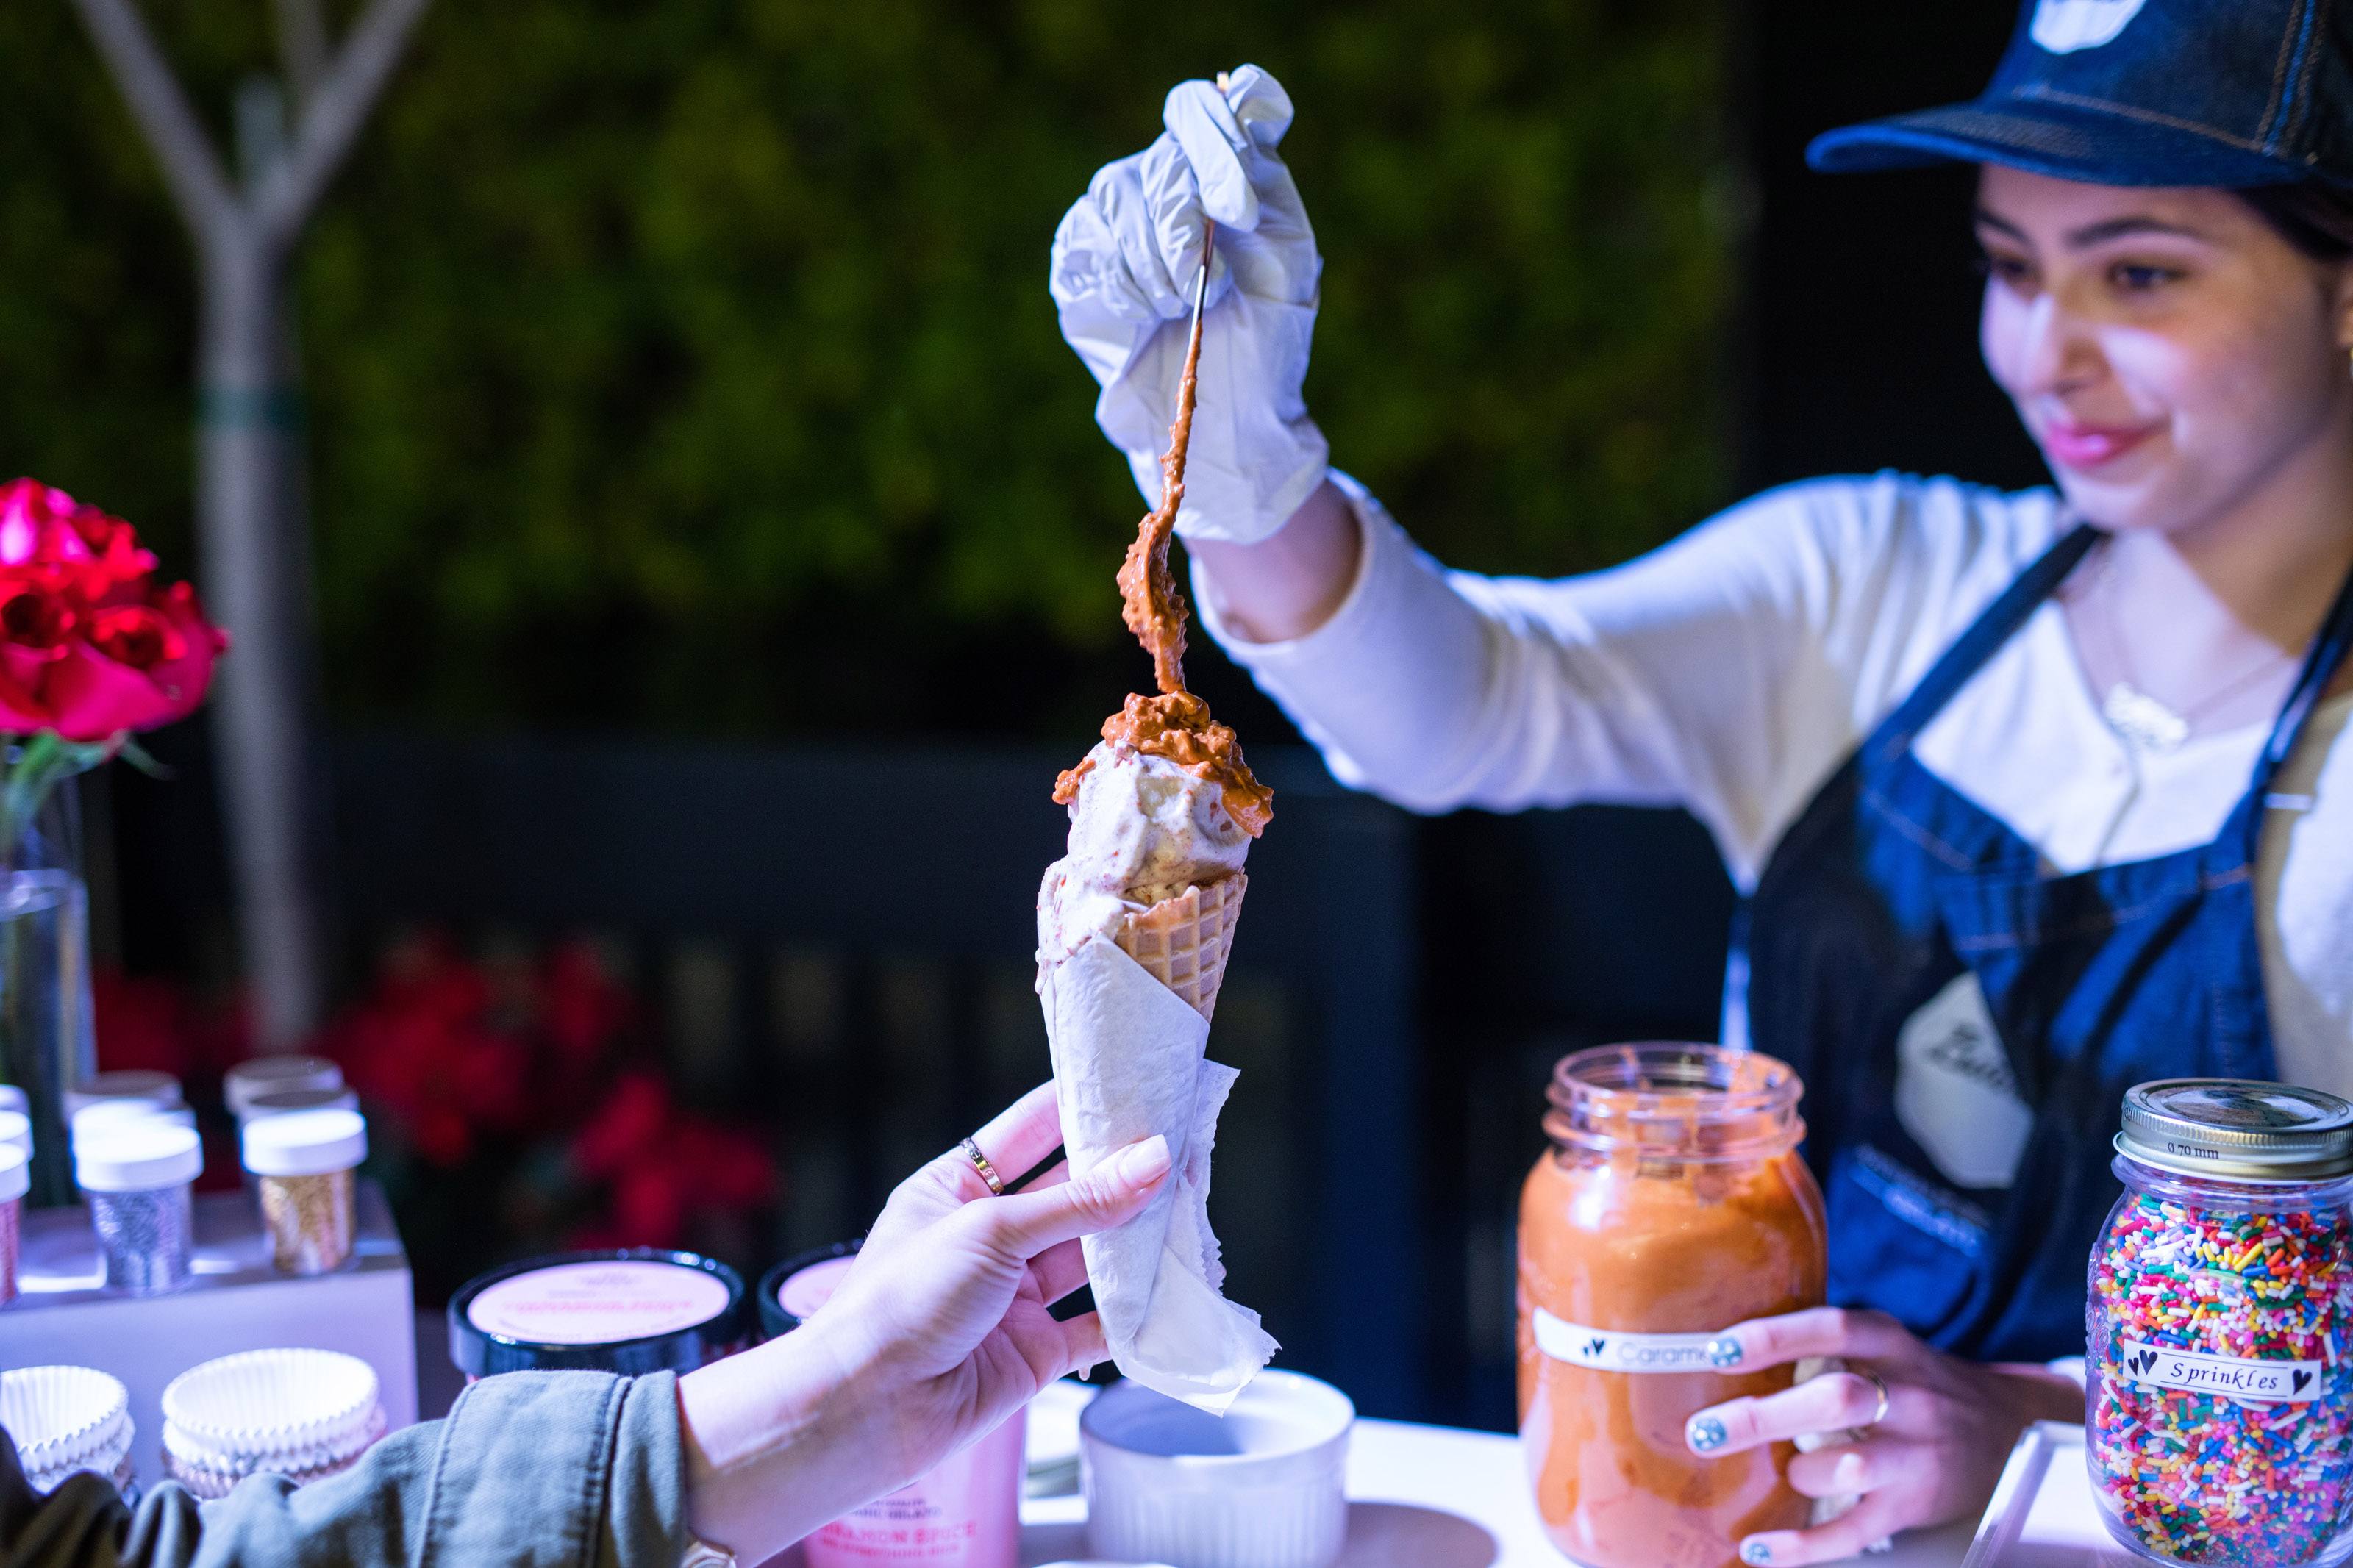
left=1058, top=220, right=1273, bottom=838
left=1114, top=226, right=1210, bottom=696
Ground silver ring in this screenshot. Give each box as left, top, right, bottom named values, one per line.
left=1861, top=1370, right=1890, bottom=1427
left=960, top=1136, right=1006, bottom=1196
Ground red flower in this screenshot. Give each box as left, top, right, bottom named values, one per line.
left=0, top=480, right=225, bottom=741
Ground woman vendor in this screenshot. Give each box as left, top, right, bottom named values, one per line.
left=1049, top=2, right=2353, bottom=1561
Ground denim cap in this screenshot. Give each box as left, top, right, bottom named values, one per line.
left=1809, top=0, right=2353, bottom=188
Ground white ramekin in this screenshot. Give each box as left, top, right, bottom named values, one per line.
left=1081, top=1370, right=1354, bottom=1568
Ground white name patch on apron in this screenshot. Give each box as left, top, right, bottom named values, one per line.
left=1895, top=972, right=2032, bottom=1191
left=2031, top=0, right=2146, bottom=53
left=1531, top=1308, right=1729, bottom=1373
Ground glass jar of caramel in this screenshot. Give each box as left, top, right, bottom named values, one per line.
left=1518, top=1042, right=1827, bottom=1568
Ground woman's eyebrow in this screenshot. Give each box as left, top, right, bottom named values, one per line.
left=1971, top=210, right=2210, bottom=248
left=2064, top=215, right=2210, bottom=247
left=1973, top=208, right=2029, bottom=242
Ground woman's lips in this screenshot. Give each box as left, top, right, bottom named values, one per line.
left=2040, top=418, right=2160, bottom=471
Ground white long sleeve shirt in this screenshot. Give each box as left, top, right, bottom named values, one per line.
left=1199, top=472, right=2353, bottom=1121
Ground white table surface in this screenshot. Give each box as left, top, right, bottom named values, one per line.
left=1018, top=1417, right=1979, bottom=1567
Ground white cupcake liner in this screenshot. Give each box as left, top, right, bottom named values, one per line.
left=162, top=1349, right=382, bottom=1470
left=0, top=1366, right=133, bottom=1485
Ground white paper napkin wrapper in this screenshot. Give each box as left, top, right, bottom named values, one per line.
left=1042, top=933, right=1277, bottom=1414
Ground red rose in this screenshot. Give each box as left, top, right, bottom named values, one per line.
left=0, top=480, right=225, bottom=741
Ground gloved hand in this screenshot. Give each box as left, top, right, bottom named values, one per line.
left=1051, top=64, right=1328, bottom=545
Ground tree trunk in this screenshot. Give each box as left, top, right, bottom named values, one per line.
left=196, top=238, right=326, bottom=1048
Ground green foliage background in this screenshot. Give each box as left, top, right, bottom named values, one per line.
left=0, top=0, right=1735, bottom=737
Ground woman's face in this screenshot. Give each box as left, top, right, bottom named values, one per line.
left=1977, top=165, right=2353, bottom=536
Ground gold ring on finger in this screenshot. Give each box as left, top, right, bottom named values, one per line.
left=960, top=1136, right=1007, bottom=1196
left=1862, top=1370, right=1891, bottom=1427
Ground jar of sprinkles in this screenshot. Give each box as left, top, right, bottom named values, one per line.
left=0, top=1143, right=26, bottom=1307
left=2089, top=1079, right=2353, bottom=1567
left=74, top=1122, right=201, bottom=1295
left=241, top=1108, right=366, bottom=1275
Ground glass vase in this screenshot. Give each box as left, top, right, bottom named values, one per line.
left=0, top=781, right=96, bottom=1208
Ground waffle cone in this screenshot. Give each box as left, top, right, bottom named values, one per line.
left=1113, top=872, right=1246, bottom=1023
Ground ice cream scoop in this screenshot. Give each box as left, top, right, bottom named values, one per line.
left=1040, top=744, right=1250, bottom=964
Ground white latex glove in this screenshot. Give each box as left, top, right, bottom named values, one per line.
left=1050, top=64, right=1328, bottom=545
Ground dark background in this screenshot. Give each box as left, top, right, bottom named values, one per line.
left=26, top=0, right=2053, bottom=1431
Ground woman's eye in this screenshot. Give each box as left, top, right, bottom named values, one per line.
left=1977, top=251, right=2035, bottom=290
left=2110, top=262, right=2181, bottom=291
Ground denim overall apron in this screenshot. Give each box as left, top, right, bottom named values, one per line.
left=1740, top=523, right=2353, bottom=1361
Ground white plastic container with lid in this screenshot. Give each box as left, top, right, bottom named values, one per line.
left=0, top=1143, right=26, bottom=1307
left=161, top=1349, right=385, bottom=1499
left=61, top=1070, right=182, bottom=1120
left=240, top=1086, right=360, bottom=1120
left=69, top=1098, right=196, bottom=1158
left=224, top=1057, right=344, bottom=1121
left=0, top=1365, right=137, bottom=1499
left=241, top=1109, right=367, bottom=1275
left=75, top=1122, right=202, bottom=1295
left=0, top=1107, right=30, bottom=1157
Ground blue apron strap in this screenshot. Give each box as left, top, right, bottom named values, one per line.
left=1868, top=523, right=2101, bottom=764
left=2237, top=548, right=2353, bottom=839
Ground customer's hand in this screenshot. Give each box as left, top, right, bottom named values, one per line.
left=1050, top=63, right=1328, bottom=544
left=677, top=1084, right=1168, bottom=1561
left=1681, top=1307, right=2082, bottom=1565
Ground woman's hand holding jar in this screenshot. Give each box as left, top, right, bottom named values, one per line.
left=1682, top=1307, right=2081, bottom=1566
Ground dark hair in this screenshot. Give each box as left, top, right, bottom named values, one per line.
left=2239, top=181, right=2353, bottom=261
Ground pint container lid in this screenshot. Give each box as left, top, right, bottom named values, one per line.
left=2118, top=1079, right=2353, bottom=1181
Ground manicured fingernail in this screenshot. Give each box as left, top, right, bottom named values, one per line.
left=1835, top=1452, right=1867, bottom=1490
left=1115, top=1135, right=1172, bottom=1186
left=1740, top=1542, right=1772, bottom=1565
left=1686, top=1415, right=1728, bottom=1453
left=1707, top=1336, right=1743, bottom=1368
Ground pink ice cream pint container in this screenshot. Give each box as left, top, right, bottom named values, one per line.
left=760, top=1242, right=1026, bottom=1568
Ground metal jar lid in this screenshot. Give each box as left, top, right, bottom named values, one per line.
left=2117, top=1079, right=2353, bottom=1181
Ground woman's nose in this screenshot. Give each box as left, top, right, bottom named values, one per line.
left=2011, top=290, right=2105, bottom=399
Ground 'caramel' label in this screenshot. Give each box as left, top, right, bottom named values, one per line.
left=1532, top=1307, right=1734, bottom=1374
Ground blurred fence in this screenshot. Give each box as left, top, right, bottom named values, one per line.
left=326, top=732, right=1427, bottom=1416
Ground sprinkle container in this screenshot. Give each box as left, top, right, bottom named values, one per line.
left=238, top=1086, right=360, bottom=1122
left=241, top=1108, right=366, bottom=1275
left=0, top=1144, right=26, bottom=1306
left=223, top=1056, right=343, bottom=1121
left=61, top=1071, right=182, bottom=1120
left=0, top=1108, right=31, bottom=1158
left=449, top=1248, right=746, bottom=1378
left=161, top=1348, right=385, bottom=1499
left=74, top=1122, right=201, bottom=1295
left=0, top=1365, right=136, bottom=1499
left=2088, top=1079, right=2353, bottom=1567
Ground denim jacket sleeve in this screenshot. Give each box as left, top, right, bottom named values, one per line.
left=0, top=1371, right=687, bottom=1568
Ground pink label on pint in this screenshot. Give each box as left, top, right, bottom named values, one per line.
left=467, top=1260, right=729, bottom=1344
left=778, top=1255, right=857, bottom=1322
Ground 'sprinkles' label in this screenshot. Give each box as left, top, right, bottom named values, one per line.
left=1532, top=1307, right=1731, bottom=1374
left=2118, top=1340, right=2324, bottom=1403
